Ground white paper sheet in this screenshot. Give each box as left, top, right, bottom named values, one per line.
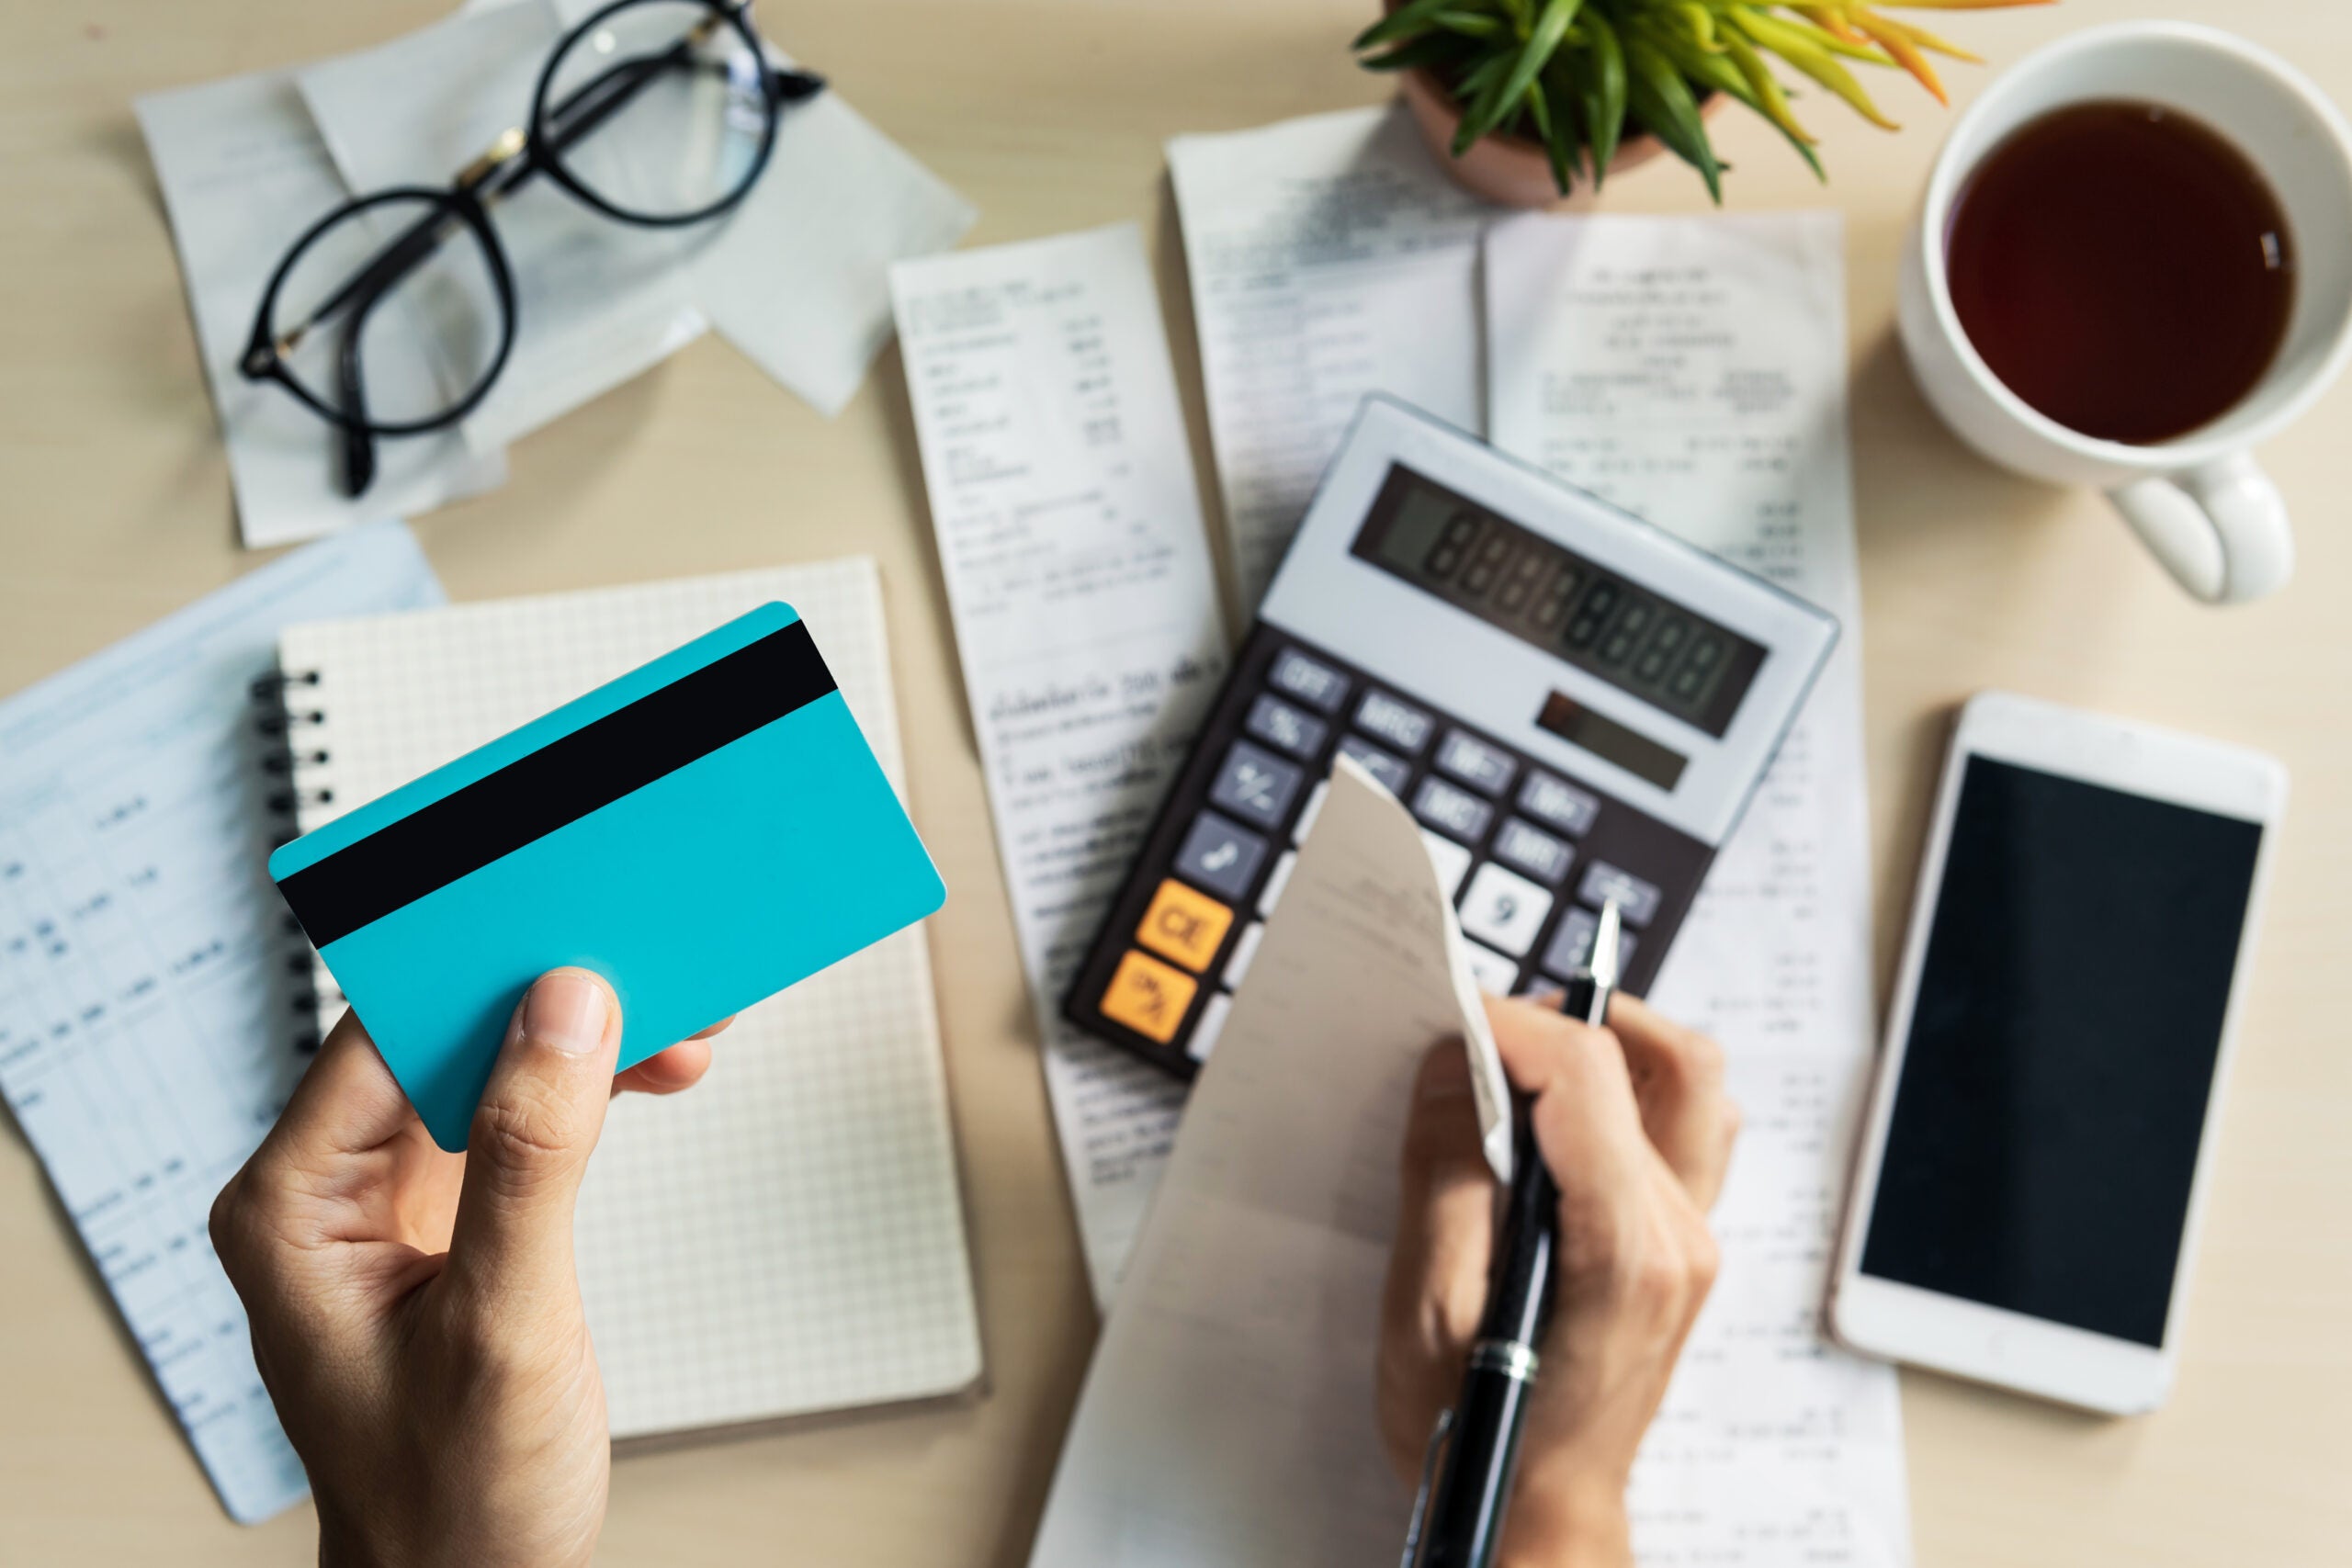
left=1168, top=104, right=1489, bottom=609
left=0, top=523, right=445, bottom=1522
left=1027, top=761, right=1496, bottom=1568
left=890, top=224, right=1230, bottom=1303
left=1486, top=210, right=1913, bottom=1566
left=676, top=62, right=977, bottom=417
left=296, top=2, right=710, bottom=457
left=135, top=73, right=507, bottom=548
left=301, top=0, right=974, bottom=445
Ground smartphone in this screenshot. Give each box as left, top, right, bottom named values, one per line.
left=1829, top=692, right=2285, bottom=1414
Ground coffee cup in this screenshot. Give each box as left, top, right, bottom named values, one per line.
left=1899, top=22, right=2352, bottom=604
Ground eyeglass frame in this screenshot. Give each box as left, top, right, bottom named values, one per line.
left=237, top=0, right=823, bottom=487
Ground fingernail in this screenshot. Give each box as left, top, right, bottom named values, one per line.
left=521, top=970, right=611, bottom=1055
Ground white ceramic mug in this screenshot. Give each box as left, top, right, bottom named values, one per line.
left=1899, top=22, right=2352, bottom=604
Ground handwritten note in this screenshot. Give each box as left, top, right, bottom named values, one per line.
left=890, top=224, right=1228, bottom=1303
left=1486, top=210, right=1912, bottom=1566
left=1169, top=105, right=1487, bottom=607
left=1029, top=761, right=1499, bottom=1567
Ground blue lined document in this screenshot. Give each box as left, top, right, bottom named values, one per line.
left=0, top=522, right=444, bottom=1523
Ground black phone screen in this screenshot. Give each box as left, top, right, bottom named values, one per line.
left=1859, top=755, right=2264, bottom=1347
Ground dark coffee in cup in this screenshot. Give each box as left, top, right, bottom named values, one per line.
left=1944, top=100, right=2294, bottom=446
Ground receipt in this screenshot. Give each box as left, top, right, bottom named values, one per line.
left=1486, top=210, right=1913, bottom=1566
left=891, top=224, right=1229, bottom=1304
left=1168, top=105, right=1488, bottom=608
left=135, top=72, right=507, bottom=547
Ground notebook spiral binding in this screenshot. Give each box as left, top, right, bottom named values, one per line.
left=251, top=665, right=339, bottom=1053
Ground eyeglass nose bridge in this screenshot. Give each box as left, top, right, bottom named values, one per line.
left=457, top=126, right=531, bottom=197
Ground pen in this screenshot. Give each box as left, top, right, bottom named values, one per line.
left=1404, top=898, right=1623, bottom=1568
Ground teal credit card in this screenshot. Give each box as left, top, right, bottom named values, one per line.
left=268, top=603, right=945, bottom=1150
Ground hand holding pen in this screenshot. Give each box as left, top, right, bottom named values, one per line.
left=1379, top=909, right=1740, bottom=1568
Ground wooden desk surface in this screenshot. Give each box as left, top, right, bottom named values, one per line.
left=2, top=1, right=2346, bottom=1562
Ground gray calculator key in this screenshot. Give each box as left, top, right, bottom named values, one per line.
left=1210, top=739, right=1305, bottom=831
left=1412, top=775, right=1494, bottom=844
left=1577, top=861, right=1662, bottom=927
left=1355, top=690, right=1435, bottom=755
left=1174, top=811, right=1269, bottom=903
left=1492, top=818, right=1574, bottom=886
left=1518, top=771, right=1600, bottom=837
left=1540, top=906, right=1638, bottom=980
left=1245, top=694, right=1328, bottom=761
left=1269, top=649, right=1350, bottom=714
left=1338, top=735, right=1411, bottom=796
left=1435, top=728, right=1518, bottom=796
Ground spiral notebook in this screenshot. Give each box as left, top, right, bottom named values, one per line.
left=266, top=560, right=983, bottom=1440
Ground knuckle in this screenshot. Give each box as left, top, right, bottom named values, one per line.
left=1624, top=1247, right=1689, bottom=1315
left=1686, top=1225, right=1723, bottom=1296
left=469, top=1083, right=579, bottom=1174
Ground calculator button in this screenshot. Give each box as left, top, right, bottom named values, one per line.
left=1259, top=850, right=1298, bottom=916
left=1101, top=950, right=1198, bottom=1045
left=1539, top=907, right=1638, bottom=980
left=1412, top=775, right=1493, bottom=844
left=1224, top=920, right=1266, bottom=988
left=1577, top=862, right=1663, bottom=927
left=1435, top=729, right=1518, bottom=797
left=1136, top=878, right=1235, bottom=973
left=1187, top=991, right=1235, bottom=1064
left=1293, top=780, right=1329, bottom=844
left=1355, top=690, right=1435, bottom=756
left=1458, top=863, right=1554, bottom=958
left=1269, top=649, right=1350, bottom=714
left=1245, top=694, right=1329, bottom=761
left=1517, top=772, right=1600, bottom=837
left=1339, top=735, right=1412, bottom=796
left=1420, top=830, right=1473, bottom=899
left=1492, top=818, right=1574, bottom=886
left=1174, top=812, right=1268, bottom=903
left=1210, top=740, right=1305, bottom=831
left=1463, top=942, right=1521, bottom=998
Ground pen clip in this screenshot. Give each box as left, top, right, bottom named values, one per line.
left=1399, top=1404, right=1456, bottom=1568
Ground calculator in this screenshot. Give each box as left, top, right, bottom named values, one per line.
left=1064, top=397, right=1839, bottom=1077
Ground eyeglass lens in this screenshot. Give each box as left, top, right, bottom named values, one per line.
left=268, top=195, right=507, bottom=432
left=537, top=0, right=775, bottom=225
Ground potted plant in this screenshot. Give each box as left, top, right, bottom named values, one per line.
left=1355, top=0, right=2047, bottom=207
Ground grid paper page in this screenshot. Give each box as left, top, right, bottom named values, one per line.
left=274, top=560, right=981, bottom=1436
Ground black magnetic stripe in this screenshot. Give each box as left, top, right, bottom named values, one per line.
left=280, top=620, right=835, bottom=948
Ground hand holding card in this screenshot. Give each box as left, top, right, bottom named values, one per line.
left=269, top=603, right=946, bottom=1150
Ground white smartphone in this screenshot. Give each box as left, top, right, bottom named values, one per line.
left=1829, top=691, right=2285, bottom=1415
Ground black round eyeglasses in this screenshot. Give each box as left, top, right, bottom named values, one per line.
left=239, top=0, right=824, bottom=499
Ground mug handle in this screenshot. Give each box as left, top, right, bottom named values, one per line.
left=2107, top=453, right=2296, bottom=604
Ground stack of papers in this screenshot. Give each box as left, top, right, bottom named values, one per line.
left=980, top=105, right=1913, bottom=1567
left=138, top=0, right=974, bottom=547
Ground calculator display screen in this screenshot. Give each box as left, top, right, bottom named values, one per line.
left=1351, top=465, right=1767, bottom=738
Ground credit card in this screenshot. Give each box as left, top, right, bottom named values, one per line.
left=269, top=602, right=945, bottom=1150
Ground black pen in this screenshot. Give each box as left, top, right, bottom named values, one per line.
left=1404, top=898, right=1623, bottom=1568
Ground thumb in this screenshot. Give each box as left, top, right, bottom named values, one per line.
left=447, top=967, right=620, bottom=1300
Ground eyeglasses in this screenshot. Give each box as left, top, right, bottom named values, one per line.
left=239, top=0, right=823, bottom=498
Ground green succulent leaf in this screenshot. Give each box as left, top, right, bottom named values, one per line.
left=1352, top=0, right=1461, bottom=53
left=1573, top=8, right=1627, bottom=187
left=1532, top=78, right=1583, bottom=196
left=1432, top=9, right=1513, bottom=41
left=1624, top=33, right=1723, bottom=202
left=1458, top=0, right=1584, bottom=146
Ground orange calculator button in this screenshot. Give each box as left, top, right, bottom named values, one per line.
left=1136, top=878, right=1235, bottom=973
left=1100, top=949, right=1199, bottom=1045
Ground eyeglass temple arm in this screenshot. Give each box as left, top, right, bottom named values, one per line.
left=334, top=306, right=379, bottom=498
left=268, top=206, right=451, bottom=361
